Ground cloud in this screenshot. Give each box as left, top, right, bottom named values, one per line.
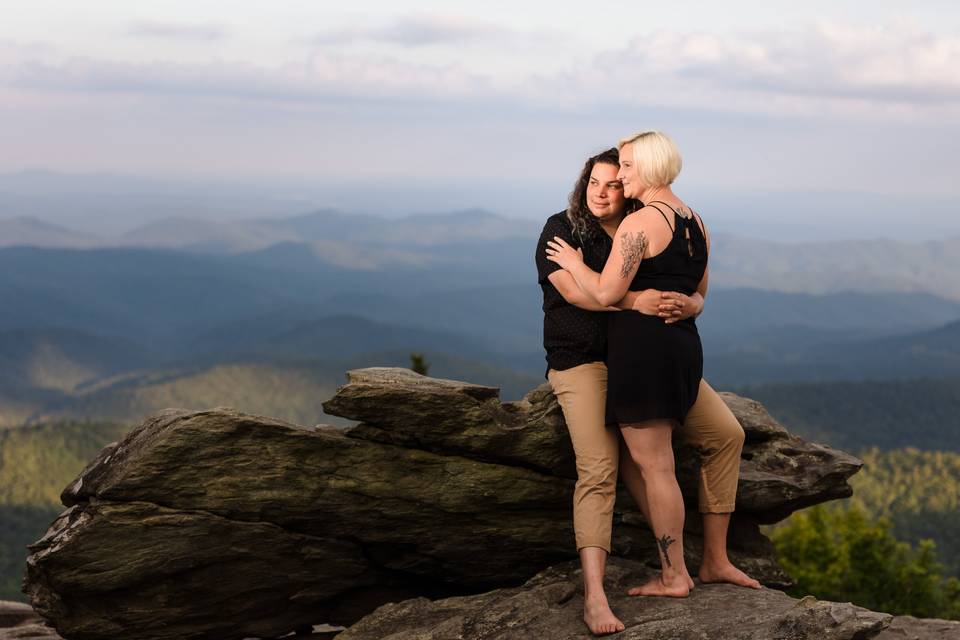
left=310, top=14, right=518, bottom=47
left=573, top=22, right=960, bottom=108
left=7, top=52, right=492, bottom=105
left=126, top=21, right=226, bottom=42
left=4, top=21, right=959, bottom=124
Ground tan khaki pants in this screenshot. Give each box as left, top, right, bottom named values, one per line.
left=679, top=377, right=745, bottom=514
left=549, top=363, right=744, bottom=552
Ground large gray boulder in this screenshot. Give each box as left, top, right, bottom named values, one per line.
left=0, top=600, right=61, bottom=639
left=325, top=369, right=863, bottom=522
left=337, top=557, right=893, bottom=640
left=875, top=616, right=960, bottom=640
left=23, top=368, right=864, bottom=640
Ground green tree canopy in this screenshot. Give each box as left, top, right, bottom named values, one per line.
left=773, top=504, right=960, bottom=619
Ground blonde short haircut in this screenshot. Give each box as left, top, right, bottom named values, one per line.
left=617, top=131, right=682, bottom=188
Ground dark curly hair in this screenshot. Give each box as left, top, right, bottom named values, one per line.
left=566, top=147, right=637, bottom=242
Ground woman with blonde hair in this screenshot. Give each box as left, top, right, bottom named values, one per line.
left=537, top=138, right=756, bottom=635
left=545, top=131, right=736, bottom=606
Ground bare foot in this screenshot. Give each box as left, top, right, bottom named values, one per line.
left=644, top=569, right=694, bottom=590
left=626, top=573, right=690, bottom=598
left=583, top=596, right=625, bottom=636
left=698, top=561, right=761, bottom=589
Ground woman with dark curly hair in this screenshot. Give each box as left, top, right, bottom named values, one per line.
left=536, top=145, right=757, bottom=636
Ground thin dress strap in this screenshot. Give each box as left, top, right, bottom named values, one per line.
left=644, top=201, right=675, bottom=232
left=689, top=209, right=706, bottom=238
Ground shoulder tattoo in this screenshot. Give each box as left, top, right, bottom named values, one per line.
left=618, top=230, right=648, bottom=278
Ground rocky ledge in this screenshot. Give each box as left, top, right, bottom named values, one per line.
left=337, top=557, right=893, bottom=640
left=22, top=368, right=873, bottom=639
left=0, top=600, right=60, bottom=639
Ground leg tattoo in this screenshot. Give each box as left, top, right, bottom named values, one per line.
left=657, top=534, right=676, bottom=568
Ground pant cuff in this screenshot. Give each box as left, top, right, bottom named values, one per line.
left=699, top=503, right=736, bottom=514
left=576, top=541, right=612, bottom=554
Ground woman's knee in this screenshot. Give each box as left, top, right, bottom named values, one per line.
left=620, top=426, right=675, bottom=474
left=639, top=461, right=676, bottom=480
left=720, top=419, right=745, bottom=451
left=625, top=448, right=675, bottom=477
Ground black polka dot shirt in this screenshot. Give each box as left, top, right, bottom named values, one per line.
left=535, top=211, right=613, bottom=377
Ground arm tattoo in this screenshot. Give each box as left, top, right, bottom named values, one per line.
left=657, top=533, right=676, bottom=567
left=618, top=230, right=648, bottom=279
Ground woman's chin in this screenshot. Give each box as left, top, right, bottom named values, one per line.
left=593, top=210, right=623, bottom=223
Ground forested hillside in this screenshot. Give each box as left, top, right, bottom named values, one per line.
left=0, top=421, right=130, bottom=601
left=772, top=448, right=960, bottom=618
left=736, top=378, right=960, bottom=451
left=847, top=448, right=960, bottom=577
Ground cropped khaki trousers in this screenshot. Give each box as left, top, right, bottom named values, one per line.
left=548, top=361, right=744, bottom=552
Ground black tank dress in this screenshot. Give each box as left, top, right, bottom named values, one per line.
left=605, top=202, right=708, bottom=427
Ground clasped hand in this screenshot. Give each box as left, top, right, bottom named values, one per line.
left=544, top=237, right=584, bottom=270
left=635, top=290, right=696, bottom=324
left=545, top=237, right=698, bottom=323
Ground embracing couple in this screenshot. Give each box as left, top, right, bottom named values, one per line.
left=535, top=131, right=760, bottom=636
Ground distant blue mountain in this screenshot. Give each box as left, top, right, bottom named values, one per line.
left=2, top=242, right=960, bottom=403
left=3, top=207, right=959, bottom=300
left=737, top=377, right=960, bottom=452
left=704, top=317, right=960, bottom=386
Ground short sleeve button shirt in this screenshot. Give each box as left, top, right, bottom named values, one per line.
left=535, top=212, right=614, bottom=376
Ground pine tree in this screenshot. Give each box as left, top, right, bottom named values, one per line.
left=410, top=353, right=429, bottom=376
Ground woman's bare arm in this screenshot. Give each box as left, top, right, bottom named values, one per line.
left=547, top=213, right=651, bottom=307
left=547, top=270, right=645, bottom=311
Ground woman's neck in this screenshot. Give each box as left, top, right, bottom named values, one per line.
left=639, top=185, right=681, bottom=208
left=598, top=212, right=625, bottom=238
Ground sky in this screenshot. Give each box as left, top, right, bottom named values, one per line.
left=1, top=1, right=959, bottom=230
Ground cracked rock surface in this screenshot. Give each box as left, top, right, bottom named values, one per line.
left=0, top=600, right=61, bottom=639
left=23, top=368, right=865, bottom=639
left=875, top=616, right=960, bottom=639
left=338, top=557, right=893, bottom=640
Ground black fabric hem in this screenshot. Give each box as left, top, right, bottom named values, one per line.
left=543, top=356, right=604, bottom=379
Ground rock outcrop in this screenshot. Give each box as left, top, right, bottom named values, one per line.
left=0, top=600, right=342, bottom=640
left=875, top=616, right=960, bottom=640
left=337, top=557, right=893, bottom=640
left=23, top=368, right=864, bottom=640
left=0, top=600, right=61, bottom=639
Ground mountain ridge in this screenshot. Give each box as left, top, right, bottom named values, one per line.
left=3, top=210, right=958, bottom=299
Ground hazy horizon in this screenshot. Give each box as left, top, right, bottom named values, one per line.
left=3, top=4, right=959, bottom=239
left=3, top=2, right=959, bottom=225
left=1, top=169, right=957, bottom=243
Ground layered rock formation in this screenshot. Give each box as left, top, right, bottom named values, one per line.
left=0, top=600, right=60, bottom=639
left=23, top=368, right=864, bottom=640
left=337, top=557, right=893, bottom=640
